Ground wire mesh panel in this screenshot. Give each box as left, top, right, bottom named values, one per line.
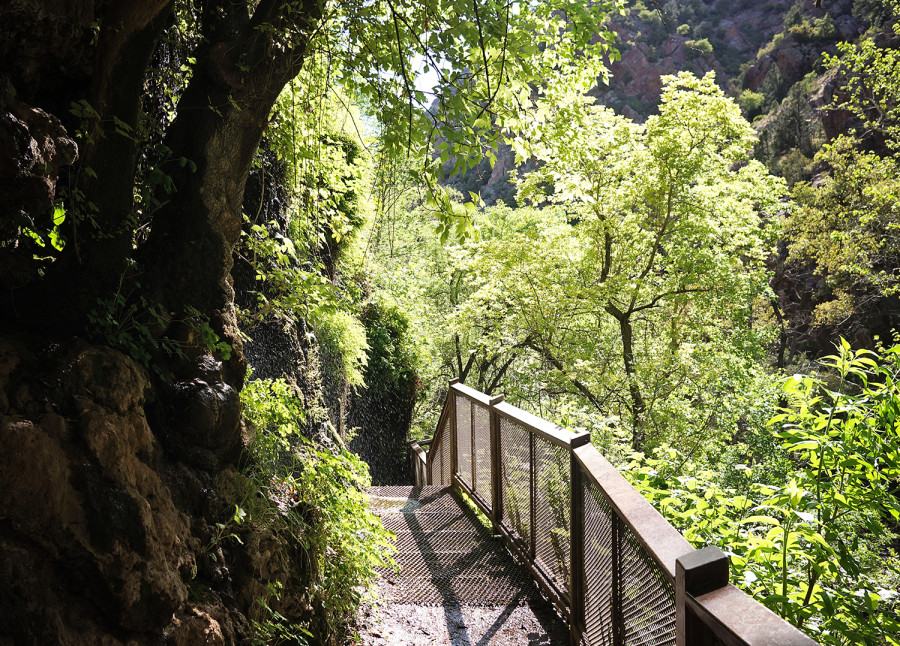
left=499, top=415, right=531, bottom=548
left=582, top=475, right=615, bottom=646
left=533, top=433, right=572, bottom=599
left=439, top=428, right=452, bottom=485
left=620, top=526, right=676, bottom=646
left=472, top=401, right=492, bottom=507
left=455, top=394, right=472, bottom=489
left=430, top=422, right=452, bottom=487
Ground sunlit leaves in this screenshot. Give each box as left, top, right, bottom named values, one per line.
left=825, top=29, right=900, bottom=150
left=454, top=72, right=785, bottom=450
left=330, top=0, right=625, bottom=206
left=627, top=339, right=900, bottom=645
left=786, top=136, right=900, bottom=327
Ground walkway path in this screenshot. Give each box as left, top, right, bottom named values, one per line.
left=356, top=486, right=569, bottom=645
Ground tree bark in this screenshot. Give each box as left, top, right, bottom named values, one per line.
left=606, top=304, right=647, bottom=451
left=14, top=0, right=174, bottom=328
left=70, top=0, right=174, bottom=288
left=140, top=0, right=322, bottom=386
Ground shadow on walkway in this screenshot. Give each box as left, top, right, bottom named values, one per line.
left=361, top=486, right=569, bottom=645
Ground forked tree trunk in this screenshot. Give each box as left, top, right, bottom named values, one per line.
left=607, top=304, right=647, bottom=451
left=138, top=0, right=321, bottom=386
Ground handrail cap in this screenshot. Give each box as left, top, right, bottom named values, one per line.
left=677, top=546, right=729, bottom=597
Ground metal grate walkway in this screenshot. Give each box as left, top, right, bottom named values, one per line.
left=360, top=486, right=569, bottom=644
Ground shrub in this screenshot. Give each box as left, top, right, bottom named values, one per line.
left=685, top=38, right=713, bottom=57
left=737, top=89, right=766, bottom=120
left=625, top=339, right=900, bottom=645
left=240, top=378, right=395, bottom=643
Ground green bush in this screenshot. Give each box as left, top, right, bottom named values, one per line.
left=316, top=309, right=370, bottom=388
left=685, top=38, right=713, bottom=57
left=787, top=15, right=836, bottom=44
left=737, top=89, right=766, bottom=120
left=240, top=378, right=395, bottom=643
left=625, top=339, right=900, bottom=645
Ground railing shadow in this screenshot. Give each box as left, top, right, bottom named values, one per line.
left=399, top=486, right=564, bottom=645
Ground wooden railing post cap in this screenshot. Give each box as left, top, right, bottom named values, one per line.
left=676, top=546, right=729, bottom=597
left=571, top=431, right=591, bottom=448
left=450, top=377, right=461, bottom=385
left=489, top=394, right=505, bottom=405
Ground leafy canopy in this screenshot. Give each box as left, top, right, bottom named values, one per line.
left=449, top=72, right=785, bottom=451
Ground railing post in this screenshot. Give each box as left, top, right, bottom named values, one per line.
left=569, top=433, right=590, bottom=645
left=449, top=378, right=459, bottom=484
left=488, top=395, right=505, bottom=534
left=471, top=397, right=476, bottom=488
left=529, top=430, right=537, bottom=560
left=676, top=546, right=729, bottom=646
left=612, top=516, right=623, bottom=646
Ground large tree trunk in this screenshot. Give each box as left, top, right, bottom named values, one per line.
left=607, top=304, right=647, bottom=451
left=140, top=0, right=321, bottom=388
left=64, top=0, right=174, bottom=292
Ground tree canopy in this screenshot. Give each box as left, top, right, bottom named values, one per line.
left=449, top=72, right=784, bottom=450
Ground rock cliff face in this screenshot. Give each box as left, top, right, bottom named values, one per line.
left=449, top=0, right=795, bottom=204
left=591, top=0, right=788, bottom=118
left=450, top=0, right=878, bottom=206
left=0, top=335, right=318, bottom=645
left=0, top=338, right=192, bottom=643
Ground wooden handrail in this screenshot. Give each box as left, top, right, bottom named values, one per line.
left=494, top=400, right=588, bottom=449
left=410, top=381, right=819, bottom=646
left=450, top=381, right=492, bottom=405
left=574, top=443, right=691, bottom=583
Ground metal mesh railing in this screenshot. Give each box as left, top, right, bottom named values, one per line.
left=416, top=381, right=819, bottom=646
left=579, top=466, right=676, bottom=646
left=582, top=478, right=614, bottom=646
left=472, top=400, right=492, bottom=508
left=620, top=527, right=676, bottom=646
left=455, top=393, right=472, bottom=491
left=499, top=415, right=531, bottom=547
left=534, top=433, right=572, bottom=599
left=430, top=419, right=452, bottom=487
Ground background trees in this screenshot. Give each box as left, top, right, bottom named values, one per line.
left=442, top=73, right=784, bottom=452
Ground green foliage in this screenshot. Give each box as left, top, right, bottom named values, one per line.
left=773, top=148, right=816, bottom=188
left=240, top=378, right=395, bottom=642
left=250, top=582, right=314, bottom=646
left=268, top=76, right=373, bottom=252
left=450, top=72, right=785, bottom=451
left=239, top=72, right=376, bottom=393
left=86, top=285, right=231, bottom=375
left=852, top=0, right=899, bottom=29
left=786, top=136, right=900, bottom=327
left=685, top=37, right=713, bottom=57
left=737, top=89, right=766, bottom=120
left=626, top=339, right=900, bottom=645
left=359, top=300, right=421, bottom=395
left=825, top=32, right=900, bottom=150
left=786, top=14, right=836, bottom=44
left=239, top=218, right=339, bottom=328
left=323, top=0, right=627, bottom=239
left=316, top=309, right=370, bottom=388
left=756, top=73, right=824, bottom=168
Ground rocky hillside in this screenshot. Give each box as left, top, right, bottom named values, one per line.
left=446, top=0, right=883, bottom=204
